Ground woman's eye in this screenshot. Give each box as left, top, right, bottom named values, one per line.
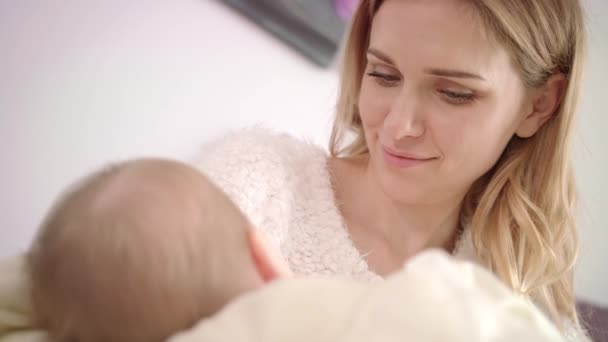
left=438, top=89, right=476, bottom=105
left=367, top=71, right=400, bottom=86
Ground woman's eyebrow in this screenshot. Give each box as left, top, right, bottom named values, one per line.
left=368, top=47, right=486, bottom=81
left=367, top=48, right=395, bottom=65
left=424, top=68, right=486, bottom=81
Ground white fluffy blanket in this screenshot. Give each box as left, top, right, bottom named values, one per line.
left=169, top=250, right=563, bottom=342
left=0, top=251, right=564, bottom=342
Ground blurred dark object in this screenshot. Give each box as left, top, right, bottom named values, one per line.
left=578, top=299, right=608, bottom=342
left=220, top=0, right=355, bottom=67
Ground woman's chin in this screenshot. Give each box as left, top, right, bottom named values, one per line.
left=376, top=171, right=433, bottom=205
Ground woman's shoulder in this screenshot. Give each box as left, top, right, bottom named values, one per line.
left=452, top=230, right=590, bottom=341
left=191, top=127, right=329, bottom=245
left=193, top=127, right=326, bottom=180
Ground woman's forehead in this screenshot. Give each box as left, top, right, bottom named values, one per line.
left=369, top=0, right=509, bottom=82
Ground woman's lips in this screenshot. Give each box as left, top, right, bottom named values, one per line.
left=382, top=147, right=436, bottom=168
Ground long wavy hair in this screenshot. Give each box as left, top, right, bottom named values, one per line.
left=330, top=0, right=586, bottom=330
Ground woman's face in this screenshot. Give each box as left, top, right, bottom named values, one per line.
left=359, top=0, right=531, bottom=205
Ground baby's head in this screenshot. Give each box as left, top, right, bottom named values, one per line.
left=29, top=158, right=285, bottom=342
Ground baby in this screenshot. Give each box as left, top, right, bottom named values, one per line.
left=25, top=158, right=567, bottom=342
left=28, top=158, right=288, bottom=342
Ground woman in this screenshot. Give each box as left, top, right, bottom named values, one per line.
left=197, top=0, right=587, bottom=339
left=0, top=0, right=589, bottom=340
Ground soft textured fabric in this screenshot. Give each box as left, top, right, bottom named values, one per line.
left=169, top=250, right=564, bottom=342
left=193, top=128, right=476, bottom=281
left=192, top=128, right=587, bottom=341
left=0, top=128, right=588, bottom=341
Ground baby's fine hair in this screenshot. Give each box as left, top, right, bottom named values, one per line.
left=29, top=158, right=258, bottom=342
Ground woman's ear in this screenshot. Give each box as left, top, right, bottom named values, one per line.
left=247, top=226, right=292, bottom=283
left=515, top=74, right=566, bottom=138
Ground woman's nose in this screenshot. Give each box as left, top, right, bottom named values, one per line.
left=383, top=87, right=426, bottom=140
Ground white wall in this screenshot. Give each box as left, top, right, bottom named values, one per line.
left=0, top=0, right=338, bottom=255
left=573, top=0, right=608, bottom=305
left=0, top=0, right=606, bottom=304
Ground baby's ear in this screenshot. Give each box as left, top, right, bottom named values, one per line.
left=247, top=226, right=292, bottom=282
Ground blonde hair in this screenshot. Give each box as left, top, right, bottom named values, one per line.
left=29, top=159, right=258, bottom=342
left=330, top=0, right=585, bottom=330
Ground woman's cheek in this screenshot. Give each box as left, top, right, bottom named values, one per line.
left=359, top=83, right=391, bottom=129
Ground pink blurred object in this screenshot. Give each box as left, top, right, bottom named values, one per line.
left=335, top=0, right=357, bottom=20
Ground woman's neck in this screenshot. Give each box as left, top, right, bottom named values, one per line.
left=331, top=155, right=464, bottom=262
